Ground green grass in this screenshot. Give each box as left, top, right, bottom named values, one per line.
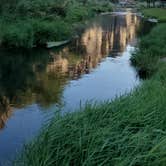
left=131, top=23, right=166, bottom=77
left=15, top=23, right=166, bottom=166
left=142, top=8, right=166, bottom=22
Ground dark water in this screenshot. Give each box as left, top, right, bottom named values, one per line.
left=0, top=12, right=141, bottom=165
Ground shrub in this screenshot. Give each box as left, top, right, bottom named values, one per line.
left=66, top=5, right=90, bottom=23
left=91, top=2, right=113, bottom=13
left=131, top=23, right=166, bottom=77
left=32, top=19, right=71, bottom=45
left=0, top=0, right=113, bottom=48
left=0, top=18, right=71, bottom=48
left=1, top=21, right=34, bottom=48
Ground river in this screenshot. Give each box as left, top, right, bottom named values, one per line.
left=0, top=11, right=143, bottom=165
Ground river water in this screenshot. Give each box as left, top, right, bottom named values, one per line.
left=0, top=11, right=142, bottom=165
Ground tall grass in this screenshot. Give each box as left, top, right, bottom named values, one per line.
left=131, top=23, right=166, bottom=77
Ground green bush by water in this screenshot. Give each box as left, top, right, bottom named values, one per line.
left=0, top=0, right=113, bottom=48
left=32, top=19, right=71, bottom=45
left=1, top=21, right=34, bottom=48
left=0, top=19, right=71, bottom=48
left=66, top=5, right=90, bottom=23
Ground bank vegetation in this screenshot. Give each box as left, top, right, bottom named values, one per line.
left=0, top=0, right=113, bottom=48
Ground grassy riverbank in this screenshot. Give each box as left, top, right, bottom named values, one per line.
left=15, top=17, right=166, bottom=166
left=142, top=8, right=166, bottom=22
left=0, top=0, right=112, bottom=48
left=131, top=23, right=166, bottom=77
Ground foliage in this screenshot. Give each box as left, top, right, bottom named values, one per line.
left=91, top=1, right=113, bottom=13
left=0, top=0, right=113, bottom=48
left=131, top=23, right=166, bottom=77
left=0, top=19, right=71, bottom=48
left=32, top=19, right=71, bottom=45
left=1, top=21, right=34, bottom=48
left=66, top=5, right=90, bottom=22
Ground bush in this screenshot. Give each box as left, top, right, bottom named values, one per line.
left=1, top=21, right=34, bottom=48
left=32, top=19, right=71, bottom=45
left=91, top=2, right=113, bottom=13
left=66, top=5, right=90, bottom=23
left=131, top=23, right=166, bottom=77
left=0, top=0, right=113, bottom=48
left=0, top=18, right=71, bottom=48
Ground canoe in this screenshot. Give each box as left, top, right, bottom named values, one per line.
left=46, top=40, right=70, bottom=48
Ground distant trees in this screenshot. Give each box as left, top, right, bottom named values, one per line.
left=140, top=0, right=166, bottom=8
left=160, top=0, right=166, bottom=7
left=146, top=0, right=157, bottom=7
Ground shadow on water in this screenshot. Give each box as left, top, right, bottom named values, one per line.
left=0, top=11, right=146, bottom=165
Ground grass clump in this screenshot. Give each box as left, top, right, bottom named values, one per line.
left=131, top=23, right=166, bottom=77
left=142, top=8, right=166, bottom=22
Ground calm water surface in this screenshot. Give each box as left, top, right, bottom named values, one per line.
left=0, top=12, right=141, bottom=165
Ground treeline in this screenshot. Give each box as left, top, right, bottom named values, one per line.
left=0, top=0, right=113, bottom=48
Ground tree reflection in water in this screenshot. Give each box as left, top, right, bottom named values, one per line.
left=0, top=12, right=140, bottom=129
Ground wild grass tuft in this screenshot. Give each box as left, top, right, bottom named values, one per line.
left=131, top=23, right=166, bottom=77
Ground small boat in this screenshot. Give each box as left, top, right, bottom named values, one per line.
left=46, top=40, right=70, bottom=48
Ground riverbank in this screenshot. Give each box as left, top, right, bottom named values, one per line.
left=141, top=8, right=166, bottom=22
left=131, top=23, right=166, bottom=77
left=15, top=11, right=166, bottom=166
left=0, top=0, right=112, bottom=48
left=131, top=8, right=166, bottom=77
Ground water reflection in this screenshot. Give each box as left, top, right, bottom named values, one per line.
left=0, top=12, right=140, bottom=130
